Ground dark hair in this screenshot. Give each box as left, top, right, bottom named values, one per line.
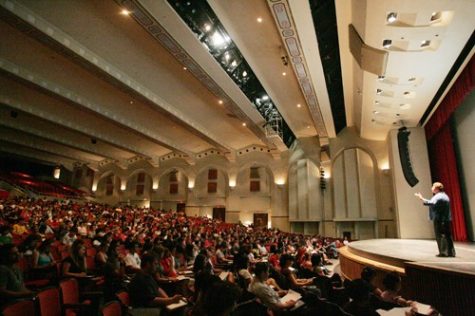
left=203, top=281, right=240, bottom=316
left=254, top=262, right=269, bottom=277
left=347, top=279, right=371, bottom=301
left=0, top=244, right=16, bottom=265
left=361, top=266, right=376, bottom=282
left=141, top=253, right=157, bottom=268
left=311, top=253, right=322, bottom=267
left=234, top=253, right=249, bottom=271
left=70, top=239, right=86, bottom=271
left=382, top=272, right=401, bottom=291
left=279, top=254, right=294, bottom=267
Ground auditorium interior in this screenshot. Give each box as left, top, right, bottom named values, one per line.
left=0, top=0, right=474, bottom=315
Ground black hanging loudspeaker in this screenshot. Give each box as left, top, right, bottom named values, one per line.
left=397, top=127, right=419, bottom=187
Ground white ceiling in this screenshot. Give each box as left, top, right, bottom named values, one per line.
left=0, top=0, right=473, bottom=170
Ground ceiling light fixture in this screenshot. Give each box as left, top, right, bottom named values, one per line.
left=129, top=101, right=134, bottom=104
left=382, top=39, right=392, bottom=49
left=242, top=71, right=247, bottom=77
left=376, top=89, right=383, bottom=95
left=183, top=66, right=187, bottom=70
left=282, top=72, right=287, bottom=76
left=262, top=95, right=269, bottom=101
left=242, top=122, right=247, bottom=127
left=307, top=125, right=311, bottom=129
left=231, top=60, right=237, bottom=67
left=211, top=31, right=227, bottom=47
left=120, top=9, right=131, bottom=16
left=431, top=12, right=442, bottom=22
left=386, top=12, right=398, bottom=23
left=378, top=75, right=385, bottom=81
left=297, top=104, right=301, bottom=108
left=257, top=17, right=263, bottom=23
left=420, top=40, right=431, bottom=48
left=218, top=100, right=223, bottom=104
left=204, top=23, right=212, bottom=32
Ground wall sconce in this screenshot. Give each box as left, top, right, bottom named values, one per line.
left=275, top=178, right=286, bottom=186
left=188, top=181, right=194, bottom=190
left=53, top=166, right=61, bottom=179
left=120, top=183, right=126, bottom=191
left=92, top=183, right=98, bottom=192
left=229, top=179, right=236, bottom=189
left=152, top=183, right=159, bottom=190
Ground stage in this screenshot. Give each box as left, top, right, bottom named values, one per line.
left=339, top=239, right=475, bottom=316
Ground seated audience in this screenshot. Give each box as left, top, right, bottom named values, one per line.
left=381, top=272, right=414, bottom=307
left=129, top=253, right=182, bottom=308
left=250, top=262, right=296, bottom=312
left=0, top=244, right=35, bottom=306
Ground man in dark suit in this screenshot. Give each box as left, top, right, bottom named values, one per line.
left=415, top=182, right=456, bottom=257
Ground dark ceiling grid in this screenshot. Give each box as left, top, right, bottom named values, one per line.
left=308, top=0, right=346, bottom=134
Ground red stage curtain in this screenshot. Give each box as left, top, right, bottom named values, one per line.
left=426, top=57, right=475, bottom=141
left=425, top=56, right=474, bottom=241
left=428, top=125, right=467, bottom=241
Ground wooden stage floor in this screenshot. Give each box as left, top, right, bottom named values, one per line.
left=346, top=239, right=475, bottom=275
left=340, top=239, right=475, bottom=316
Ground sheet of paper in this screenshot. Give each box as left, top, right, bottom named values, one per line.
left=219, top=271, right=229, bottom=280
left=166, top=299, right=187, bottom=310
left=415, top=302, right=433, bottom=315
left=280, top=289, right=302, bottom=303
left=377, top=307, right=411, bottom=316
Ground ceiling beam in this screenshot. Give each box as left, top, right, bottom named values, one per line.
left=0, top=1, right=231, bottom=153
left=0, top=121, right=117, bottom=161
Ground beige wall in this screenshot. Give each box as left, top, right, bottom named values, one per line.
left=87, top=127, right=432, bottom=240
left=388, top=127, right=434, bottom=239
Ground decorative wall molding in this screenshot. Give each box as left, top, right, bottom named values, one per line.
left=267, top=0, right=328, bottom=137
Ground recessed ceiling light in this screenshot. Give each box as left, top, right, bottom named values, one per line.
left=375, top=100, right=380, bottom=104
left=183, top=66, right=187, bottom=70
left=218, top=100, right=223, bottom=104
left=431, top=12, right=441, bottom=22
left=120, top=9, right=131, bottom=16
left=378, top=75, right=385, bottom=81
left=129, top=100, right=134, bottom=104
left=242, top=71, right=247, bottom=77
left=242, top=122, right=247, bottom=127
left=307, top=125, right=311, bottom=129
left=382, top=39, right=392, bottom=49
left=297, top=104, right=301, bottom=108
left=231, top=60, right=237, bottom=67
left=400, top=103, right=411, bottom=109
left=282, top=72, right=287, bottom=76
left=421, top=40, right=431, bottom=48
left=204, top=23, right=212, bottom=32
left=403, top=91, right=410, bottom=95
left=408, top=77, right=416, bottom=81
left=376, top=89, right=383, bottom=95
left=257, top=17, right=263, bottom=23
left=387, top=12, right=397, bottom=23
